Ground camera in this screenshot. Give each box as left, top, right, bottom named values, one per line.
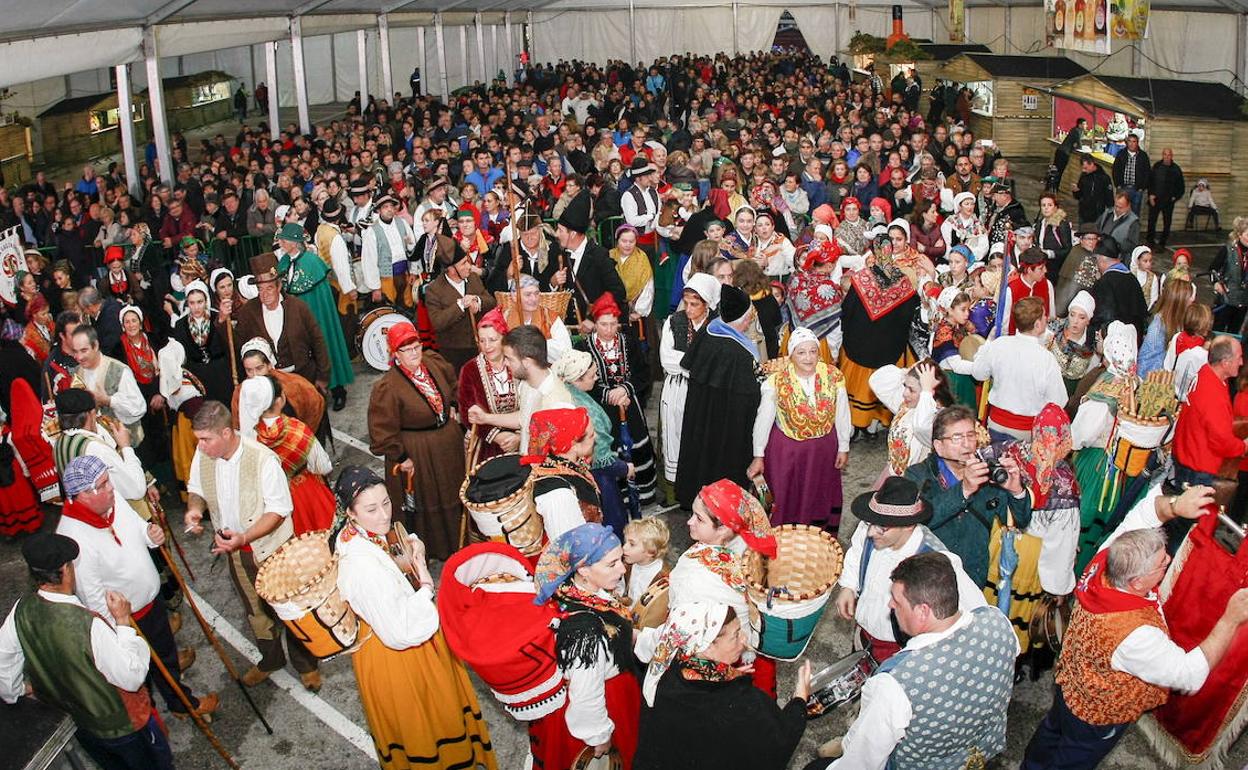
left=976, top=447, right=1010, bottom=486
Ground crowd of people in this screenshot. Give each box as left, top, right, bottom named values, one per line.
left=1, top=46, right=1248, bottom=770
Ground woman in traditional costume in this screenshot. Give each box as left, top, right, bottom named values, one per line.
left=750, top=211, right=795, bottom=279
left=838, top=233, right=919, bottom=436
left=1129, top=245, right=1162, bottom=310
left=834, top=197, right=869, bottom=256
left=749, top=328, right=850, bottom=530
left=783, top=238, right=846, bottom=363
left=169, top=280, right=235, bottom=405
left=929, top=287, right=979, bottom=408
left=1070, top=321, right=1141, bottom=574
left=117, top=304, right=172, bottom=486
left=524, top=407, right=602, bottom=543
left=610, top=225, right=655, bottom=342
left=937, top=244, right=976, bottom=293
left=635, top=602, right=809, bottom=770
left=575, top=294, right=657, bottom=505
left=332, top=467, right=496, bottom=770
left=659, top=273, right=719, bottom=485
left=0, top=379, right=53, bottom=533
left=1046, top=290, right=1101, bottom=396
left=720, top=206, right=756, bottom=262
left=869, top=359, right=952, bottom=479
left=532, top=522, right=640, bottom=768
left=505, top=275, right=573, bottom=363
left=554, top=352, right=634, bottom=538
left=457, top=308, right=519, bottom=462
left=238, top=376, right=335, bottom=535
left=275, top=221, right=354, bottom=407
left=367, top=320, right=465, bottom=561
left=20, top=294, right=54, bottom=365
left=940, top=191, right=989, bottom=262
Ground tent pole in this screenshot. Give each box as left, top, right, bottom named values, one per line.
left=504, top=11, right=514, bottom=85
left=491, top=24, right=499, bottom=83
left=527, top=10, right=535, bottom=64
left=290, top=16, right=311, bottom=134
left=142, top=27, right=174, bottom=186
left=630, top=0, right=637, bottom=64
left=357, top=29, right=369, bottom=109
left=115, top=64, right=141, bottom=198
left=378, top=14, right=394, bottom=101
left=418, top=25, right=427, bottom=97
left=732, top=2, right=739, bottom=57
left=833, top=2, right=841, bottom=61
left=1003, top=4, right=1012, bottom=51
left=1239, top=13, right=1248, bottom=96
left=475, top=13, right=487, bottom=85
left=459, top=24, right=468, bottom=90
left=435, top=13, right=450, bottom=102
left=265, top=41, right=281, bottom=141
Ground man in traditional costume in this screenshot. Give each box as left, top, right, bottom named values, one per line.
left=552, top=191, right=629, bottom=333
left=0, top=533, right=174, bottom=770
left=468, top=325, right=573, bottom=454
left=1089, top=242, right=1150, bottom=340
left=70, top=325, right=146, bottom=448
left=40, top=310, right=82, bottom=399
left=360, top=194, right=416, bottom=308
left=56, top=456, right=218, bottom=723
left=674, top=284, right=762, bottom=508
left=622, top=156, right=663, bottom=251
left=424, top=236, right=497, bottom=371
left=969, top=296, right=1067, bottom=442
left=819, top=552, right=1018, bottom=767
left=1001, top=247, right=1055, bottom=334
left=659, top=273, right=719, bottom=485
left=1021, top=484, right=1248, bottom=769
left=486, top=209, right=559, bottom=292
left=314, top=198, right=359, bottom=355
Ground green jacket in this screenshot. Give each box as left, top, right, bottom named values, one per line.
left=904, top=455, right=1031, bottom=588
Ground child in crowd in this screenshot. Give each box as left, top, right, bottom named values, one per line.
left=621, top=516, right=671, bottom=609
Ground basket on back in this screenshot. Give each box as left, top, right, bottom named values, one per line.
left=254, top=530, right=364, bottom=660
left=494, top=289, right=572, bottom=319
left=1112, top=369, right=1178, bottom=476
left=742, top=524, right=844, bottom=661
left=459, top=453, right=546, bottom=558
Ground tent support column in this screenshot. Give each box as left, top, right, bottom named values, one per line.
left=378, top=14, right=394, bottom=100
left=459, top=25, right=468, bottom=89
left=290, top=16, right=311, bottom=134
left=143, top=27, right=174, bottom=186
left=435, top=14, right=450, bottom=102
left=1003, top=5, right=1012, bottom=51
left=504, top=11, right=514, bottom=85
left=418, top=26, right=427, bottom=97
left=732, top=2, right=739, bottom=56
left=115, top=64, right=140, bottom=198
left=265, top=41, right=281, bottom=141
left=475, top=13, right=486, bottom=85
left=629, top=0, right=637, bottom=64
left=833, top=2, right=841, bottom=60
left=527, top=10, right=534, bottom=64
left=1239, top=13, right=1248, bottom=96
left=491, top=25, right=499, bottom=83
left=357, top=29, right=369, bottom=109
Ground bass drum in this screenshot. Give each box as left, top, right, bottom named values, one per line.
left=356, top=306, right=409, bottom=371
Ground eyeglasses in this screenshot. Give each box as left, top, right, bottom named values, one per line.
left=938, top=432, right=978, bottom=445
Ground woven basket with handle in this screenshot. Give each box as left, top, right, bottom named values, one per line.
left=493, top=290, right=573, bottom=318
left=743, top=524, right=845, bottom=603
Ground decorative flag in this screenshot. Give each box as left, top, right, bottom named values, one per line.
left=948, top=0, right=965, bottom=43
left=0, top=226, right=23, bottom=306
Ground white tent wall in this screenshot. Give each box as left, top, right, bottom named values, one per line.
left=533, top=11, right=632, bottom=64
left=735, top=6, right=784, bottom=53
left=387, top=26, right=425, bottom=98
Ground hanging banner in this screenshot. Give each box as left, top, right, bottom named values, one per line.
left=948, top=0, right=965, bottom=43
left=1112, top=0, right=1150, bottom=40
left=1045, top=0, right=1110, bottom=55
left=0, top=226, right=23, bottom=306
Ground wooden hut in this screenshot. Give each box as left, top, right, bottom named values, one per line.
left=938, top=53, right=1086, bottom=157
left=842, top=40, right=992, bottom=116
left=0, top=118, right=33, bottom=187
left=151, top=71, right=235, bottom=132
left=1041, top=74, right=1248, bottom=224
left=38, top=92, right=148, bottom=164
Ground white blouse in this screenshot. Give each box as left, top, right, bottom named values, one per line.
left=335, top=527, right=438, bottom=650
left=751, top=371, right=852, bottom=457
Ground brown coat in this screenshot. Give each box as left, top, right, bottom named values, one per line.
left=367, top=352, right=465, bottom=560
left=233, top=296, right=330, bottom=386
left=423, top=272, right=497, bottom=370
left=231, top=369, right=325, bottom=434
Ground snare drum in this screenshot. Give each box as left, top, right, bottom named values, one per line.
left=255, top=531, right=366, bottom=660
left=356, top=306, right=409, bottom=371
left=805, top=649, right=878, bottom=719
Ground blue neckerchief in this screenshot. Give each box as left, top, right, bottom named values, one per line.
left=707, top=318, right=760, bottom=362
left=1106, top=261, right=1129, bottom=274
left=935, top=456, right=960, bottom=489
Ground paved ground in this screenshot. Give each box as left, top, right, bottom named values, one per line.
left=8, top=148, right=1245, bottom=768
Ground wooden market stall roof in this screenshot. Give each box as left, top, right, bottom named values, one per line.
left=37, top=92, right=114, bottom=118
left=951, top=54, right=1087, bottom=81
left=917, top=43, right=992, bottom=61
left=1038, top=74, right=1248, bottom=120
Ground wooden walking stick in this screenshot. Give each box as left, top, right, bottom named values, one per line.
left=223, top=312, right=239, bottom=385
left=130, top=621, right=242, bottom=770
left=155, top=533, right=274, bottom=734
left=149, top=497, right=196, bottom=582
left=505, top=157, right=523, bottom=302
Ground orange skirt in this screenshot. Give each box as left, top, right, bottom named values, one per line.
left=352, top=624, right=496, bottom=770
left=172, top=412, right=196, bottom=485
left=289, top=470, right=336, bottom=535
left=839, top=348, right=917, bottom=429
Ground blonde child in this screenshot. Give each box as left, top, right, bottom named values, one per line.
left=621, top=516, right=671, bottom=607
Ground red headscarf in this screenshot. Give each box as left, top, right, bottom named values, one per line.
left=104, top=244, right=126, bottom=265
left=698, top=478, right=778, bottom=558
left=522, top=408, right=590, bottom=465
left=386, top=321, right=420, bottom=354
left=840, top=196, right=861, bottom=216
left=869, top=197, right=893, bottom=222
left=589, top=293, right=622, bottom=321
left=24, top=293, right=48, bottom=323
left=802, top=239, right=843, bottom=272
left=477, top=307, right=509, bottom=336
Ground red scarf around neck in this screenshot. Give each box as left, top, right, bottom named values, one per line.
left=61, top=498, right=121, bottom=546
left=1074, top=549, right=1159, bottom=615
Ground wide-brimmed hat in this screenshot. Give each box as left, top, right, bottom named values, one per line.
left=347, top=180, right=373, bottom=197
left=628, top=156, right=658, bottom=178
left=850, top=476, right=931, bottom=527
left=276, top=222, right=307, bottom=243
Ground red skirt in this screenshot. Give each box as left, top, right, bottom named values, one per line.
left=0, top=459, right=42, bottom=537
left=289, top=470, right=336, bottom=535
left=528, top=673, right=641, bottom=770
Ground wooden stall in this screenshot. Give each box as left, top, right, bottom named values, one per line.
left=939, top=53, right=1086, bottom=157
left=152, top=71, right=235, bottom=133
left=1042, top=74, right=1248, bottom=225
left=0, top=119, right=34, bottom=187
left=843, top=40, right=992, bottom=116
left=38, top=92, right=148, bottom=164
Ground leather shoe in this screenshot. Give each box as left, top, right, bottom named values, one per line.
left=817, top=737, right=844, bottom=759
left=174, top=691, right=220, bottom=723
left=176, top=648, right=196, bottom=672
left=241, top=665, right=271, bottom=687
left=300, top=670, right=323, bottom=692
left=168, top=611, right=183, bottom=635
left=332, top=392, right=347, bottom=411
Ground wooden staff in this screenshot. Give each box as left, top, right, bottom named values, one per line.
left=467, top=303, right=479, bottom=347
left=505, top=157, right=523, bottom=302
left=130, top=621, right=242, bottom=769
left=150, top=497, right=195, bottom=582
left=155, top=528, right=274, bottom=735
left=224, top=311, right=238, bottom=384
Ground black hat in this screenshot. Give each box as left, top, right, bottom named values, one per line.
left=375, top=194, right=400, bottom=209
left=556, top=190, right=592, bottom=234
left=718, top=284, right=751, bottom=324
left=850, top=476, right=932, bottom=527
left=22, top=533, right=79, bottom=573
left=1094, top=238, right=1121, bottom=260
left=628, top=156, right=658, bottom=178
left=55, top=387, right=95, bottom=417
left=515, top=208, right=544, bottom=231
left=426, top=176, right=450, bottom=195
left=347, top=180, right=372, bottom=198
left=1075, top=222, right=1101, bottom=237
left=435, top=234, right=466, bottom=267
left=320, top=197, right=344, bottom=221
left=989, top=181, right=1013, bottom=196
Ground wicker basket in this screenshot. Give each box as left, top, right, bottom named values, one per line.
left=254, top=530, right=363, bottom=659
left=743, top=524, right=844, bottom=661
left=459, top=454, right=546, bottom=558
left=494, top=290, right=573, bottom=319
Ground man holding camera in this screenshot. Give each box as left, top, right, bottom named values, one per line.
left=904, top=405, right=1032, bottom=588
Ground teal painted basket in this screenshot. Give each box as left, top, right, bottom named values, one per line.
left=744, top=524, right=844, bottom=662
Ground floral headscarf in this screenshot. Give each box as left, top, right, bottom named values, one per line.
left=1101, top=321, right=1138, bottom=378
left=532, top=523, right=620, bottom=604
left=698, top=479, right=777, bottom=558
left=642, top=601, right=731, bottom=706
left=522, top=408, right=590, bottom=465
left=1026, top=403, right=1072, bottom=508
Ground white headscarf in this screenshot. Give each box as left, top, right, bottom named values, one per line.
left=240, top=337, right=276, bottom=365
left=683, top=272, right=722, bottom=311
left=210, top=267, right=235, bottom=292
left=788, top=326, right=819, bottom=352
left=1129, top=245, right=1152, bottom=274
left=813, top=224, right=836, bottom=242
left=1102, top=320, right=1138, bottom=378
left=552, top=349, right=594, bottom=384
left=953, top=191, right=976, bottom=212
left=118, top=304, right=143, bottom=324
left=887, top=218, right=911, bottom=240
left=237, top=274, right=259, bottom=300
left=1068, top=291, right=1095, bottom=319
left=183, top=279, right=213, bottom=315
left=238, top=376, right=276, bottom=439
left=936, top=286, right=963, bottom=314
left=642, top=602, right=731, bottom=707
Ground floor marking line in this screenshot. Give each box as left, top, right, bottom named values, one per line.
left=185, top=587, right=376, bottom=760
left=331, top=429, right=382, bottom=459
